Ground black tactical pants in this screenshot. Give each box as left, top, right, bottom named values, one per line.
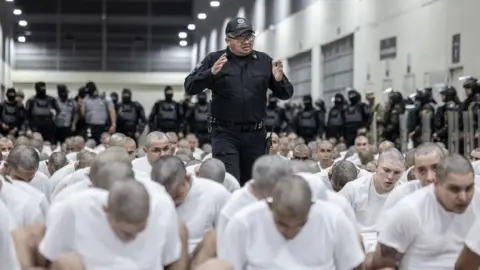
left=86, top=124, right=107, bottom=145
left=54, top=126, right=72, bottom=146
left=32, top=119, right=56, bottom=145
left=211, top=125, right=266, bottom=186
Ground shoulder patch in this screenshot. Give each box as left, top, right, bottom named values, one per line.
left=190, top=61, right=203, bottom=75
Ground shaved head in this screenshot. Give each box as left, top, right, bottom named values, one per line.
left=289, top=160, right=318, bottom=174
left=151, top=156, right=186, bottom=191
left=436, top=154, right=474, bottom=184
left=145, top=131, right=168, bottom=147
left=90, top=146, right=131, bottom=184
left=414, top=142, right=446, bottom=163
left=108, top=133, right=128, bottom=147
left=91, top=162, right=135, bottom=190
left=198, top=158, right=226, bottom=183
left=107, top=181, right=150, bottom=224
left=252, top=155, right=292, bottom=198
left=47, top=152, right=68, bottom=175
left=77, top=151, right=97, bottom=169
left=378, top=148, right=405, bottom=165
left=292, top=144, right=312, bottom=160
left=330, top=160, right=358, bottom=192
left=271, top=175, right=312, bottom=218
left=379, top=140, right=395, bottom=153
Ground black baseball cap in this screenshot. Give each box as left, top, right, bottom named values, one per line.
left=225, top=17, right=254, bottom=37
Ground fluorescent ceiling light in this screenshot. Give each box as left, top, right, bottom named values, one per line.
left=210, top=1, right=220, bottom=7
left=5, top=0, right=14, bottom=3
left=197, top=13, right=207, bottom=20
left=187, top=24, right=196, bottom=30
left=178, top=32, right=187, bottom=39
left=18, top=20, right=27, bottom=27
left=179, top=40, right=188, bottom=47
left=13, top=9, right=22, bottom=15
left=17, top=36, right=26, bottom=42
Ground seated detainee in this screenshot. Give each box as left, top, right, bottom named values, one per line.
left=220, top=175, right=365, bottom=269
left=0, top=200, right=20, bottom=270
left=198, top=158, right=240, bottom=193
left=37, top=170, right=187, bottom=269
left=151, top=156, right=230, bottom=266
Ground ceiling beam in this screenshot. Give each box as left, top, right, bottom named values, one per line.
left=24, top=14, right=191, bottom=26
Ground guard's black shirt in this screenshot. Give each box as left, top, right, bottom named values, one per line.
left=184, top=48, right=294, bottom=123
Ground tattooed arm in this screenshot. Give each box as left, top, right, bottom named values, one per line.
left=370, top=243, right=402, bottom=269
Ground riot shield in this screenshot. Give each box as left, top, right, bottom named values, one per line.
left=420, top=112, right=432, bottom=144
left=370, top=112, right=378, bottom=146
left=399, top=113, right=408, bottom=153
left=463, top=111, right=474, bottom=157
left=447, top=111, right=459, bottom=154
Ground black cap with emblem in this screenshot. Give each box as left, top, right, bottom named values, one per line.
left=225, top=17, right=254, bottom=37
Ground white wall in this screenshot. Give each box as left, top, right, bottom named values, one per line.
left=252, top=0, right=480, bottom=101
left=11, top=70, right=190, bottom=114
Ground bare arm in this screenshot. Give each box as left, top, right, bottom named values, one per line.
left=165, top=221, right=189, bottom=270
left=455, top=245, right=480, bottom=270
left=371, top=243, right=401, bottom=269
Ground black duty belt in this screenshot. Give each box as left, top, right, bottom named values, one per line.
left=209, top=117, right=264, bottom=132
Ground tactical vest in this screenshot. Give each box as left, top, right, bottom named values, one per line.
left=158, top=102, right=177, bottom=121
left=118, top=103, right=138, bottom=125
left=265, top=109, right=281, bottom=127
left=344, top=105, right=363, bottom=123
left=194, top=105, right=209, bottom=122
left=2, top=104, right=17, bottom=125
left=299, top=110, right=316, bottom=128
left=56, top=100, right=75, bottom=127
left=32, top=99, right=52, bottom=117
left=328, top=108, right=343, bottom=126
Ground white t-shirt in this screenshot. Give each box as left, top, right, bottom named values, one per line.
left=220, top=200, right=365, bottom=270
left=53, top=180, right=92, bottom=204
left=94, top=144, right=106, bottom=154
left=383, top=180, right=423, bottom=213
left=0, top=200, right=20, bottom=270
left=217, top=183, right=257, bottom=258
left=378, top=185, right=480, bottom=270
left=296, top=173, right=357, bottom=228
left=66, top=151, right=79, bottom=162
left=465, top=214, right=480, bottom=256
left=38, top=160, right=51, bottom=178
left=176, top=178, right=230, bottom=253
left=224, top=172, right=240, bottom=193
left=12, top=179, right=50, bottom=217
left=0, top=179, right=44, bottom=228
left=51, top=167, right=90, bottom=201
left=132, top=156, right=151, bottom=175
left=29, top=171, right=54, bottom=200
left=39, top=188, right=181, bottom=270
left=49, top=163, right=76, bottom=194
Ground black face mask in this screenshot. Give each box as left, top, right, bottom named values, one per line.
left=165, top=93, right=173, bottom=101
left=198, top=97, right=207, bottom=104
left=7, top=95, right=15, bottom=102
left=36, top=89, right=47, bottom=98
left=334, top=99, right=343, bottom=106
left=304, top=101, right=312, bottom=108
left=349, top=95, right=360, bottom=104
left=122, top=96, right=131, bottom=103
left=58, top=91, right=68, bottom=100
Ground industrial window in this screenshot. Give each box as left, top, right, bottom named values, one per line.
left=288, top=51, right=312, bottom=100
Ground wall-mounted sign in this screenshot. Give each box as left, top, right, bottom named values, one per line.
left=380, top=37, right=397, bottom=60
left=452, top=34, right=461, bottom=64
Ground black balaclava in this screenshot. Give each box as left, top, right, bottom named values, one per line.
left=348, top=90, right=361, bottom=105
left=334, top=93, right=345, bottom=107
left=110, top=92, right=119, bottom=105
left=197, top=92, right=207, bottom=105
left=440, top=86, right=459, bottom=103
left=303, top=95, right=313, bottom=109
left=165, top=86, right=174, bottom=101
left=416, top=89, right=432, bottom=105
left=464, top=78, right=480, bottom=97
left=121, top=89, right=132, bottom=103
left=315, top=98, right=326, bottom=113
left=57, top=84, right=68, bottom=101
left=78, top=87, right=87, bottom=99
left=268, top=93, right=277, bottom=109
left=85, top=81, right=98, bottom=97
left=35, top=82, right=47, bottom=98
left=6, top=88, right=16, bottom=103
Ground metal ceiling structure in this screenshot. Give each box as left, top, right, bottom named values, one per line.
left=11, top=0, right=196, bottom=72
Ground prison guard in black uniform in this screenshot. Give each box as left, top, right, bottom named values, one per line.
left=184, top=18, right=294, bottom=185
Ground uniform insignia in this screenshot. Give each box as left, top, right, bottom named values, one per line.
left=237, top=18, right=245, bottom=23
left=190, top=62, right=203, bottom=74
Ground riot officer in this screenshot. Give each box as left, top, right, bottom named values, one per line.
left=148, top=86, right=183, bottom=133
left=294, top=95, right=322, bottom=143
left=343, top=89, right=372, bottom=147
left=315, top=98, right=327, bottom=139
left=383, top=90, right=405, bottom=148
left=110, top=92, right=119, bottom=108
left=461, top=77, right=480, bottom=149
left=187, top=91, right=210, bottom=146
left=264, top=93, right=286, bottom=134
left=116, top=88, right=147, bottom=141
left=74, top=87, right=87, bottom=137
left=25, top=82, right=61, bottom=144
left=180, top=93, right=195, bottom=136
left=54, top=85, right=77, bottom=146
left=433, top=86, right=460, bottom=147
left=283, top=101, right=296, bottom=133
left=0, top=88, right=24, bottom=137
left=326, top=93, right=346, bottom=141
left=409, top=88, right=435, bottom=147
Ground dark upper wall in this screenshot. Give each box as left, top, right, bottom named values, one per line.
left=0, top=0, right=14, bottom=65
left=191, top=0, right=320, bottom=60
